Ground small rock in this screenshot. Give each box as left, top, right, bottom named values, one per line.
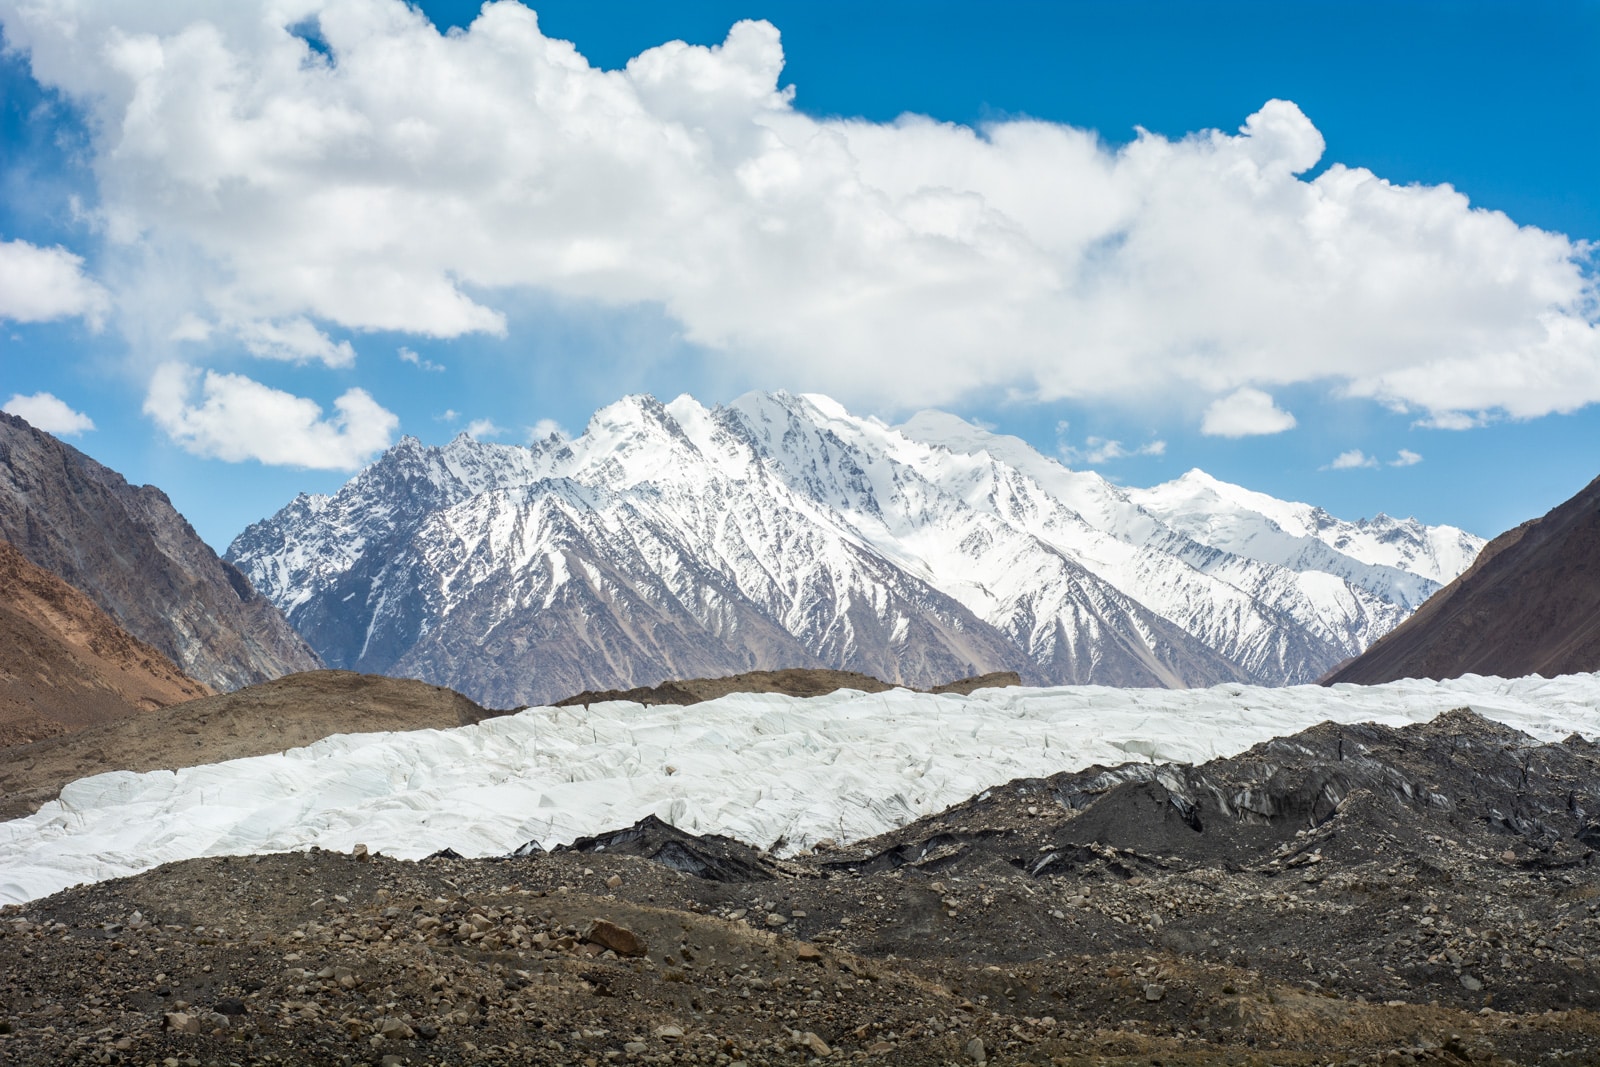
left=766, top=912, right=788, bottom=928
left=964, top=1036, right=987, bottom=1063
left=580, top=918, right=648, bottom=957
left=606, top=874, right=623, bottom=889
left=1500, top=850, right=1516, bottom=864
left=378, top=1017, right=414, bottom=1040
left=352, top=843, right=369, bottom=860
left=624, top=1040, right=648, bottom=1054
left=800, top=1031, right=832, bottom=1056
left=213, top=997, right=248, bottom=1016
left=654, top=1024, right=685, bottom=1039
left=1144, top=982, right=1166, bottom=1002
left=1461, top=974, right=1484, bottom=992
left=163, top=1011, right=200, bottom=1035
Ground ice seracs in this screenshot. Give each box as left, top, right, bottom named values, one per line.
left=3, top=672, right=1596, bottom=906
left=227, top=391, right=1485, bottom=706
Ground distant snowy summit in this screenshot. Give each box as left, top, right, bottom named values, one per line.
left=227, top=392, right=1483, bottom=707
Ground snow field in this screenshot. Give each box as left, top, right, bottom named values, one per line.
left=3, top=673, right=1599, bottom=905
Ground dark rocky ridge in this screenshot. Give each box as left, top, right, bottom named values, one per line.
left=552, top=668, right=1021, bottom=707
left=3, top=707, right=1598, bottom=1064
left=1327, top=471, right=1600, bottom=684
left=0, top=412, right=320, bottom=691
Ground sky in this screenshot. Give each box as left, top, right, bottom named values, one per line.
left=1, top=0, right=1597, bottom=551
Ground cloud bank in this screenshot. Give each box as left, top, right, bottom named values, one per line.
left=3, top=0, right=1598, bottom=434
left=0, top=239, right=108, bottom=325
left=3, top=392, right=95, bottom=435
left=144, top=363, right=397, bottom=469
left=1200, top=387, right=1297, bottom=437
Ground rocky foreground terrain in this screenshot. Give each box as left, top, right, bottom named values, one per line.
left=3, top=706, right=1598, bottom=1065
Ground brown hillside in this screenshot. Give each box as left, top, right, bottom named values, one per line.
left=1326, top=472, right=1600, bottom=684
left=0, top=540, right=210, bottom=746
left=0, top=411, right=321, bottom=691
left=0, top=669, right=498, bottom=820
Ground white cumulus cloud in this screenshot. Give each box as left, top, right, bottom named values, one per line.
left=398, top=346, right=445, bottom=372
left=1200, top=387, right=1297, bottom=437
left=1391, top=449, right=1423, bottom=467
left=3, top=1, right=1598, bottom=425
left=1326, top=449, right=1379, bottom=470
left=143, top=363, right=397, bottom=469
left=0, top=239, right=109, bottom=325
left=3, top=392, right=95, bottom=435
left=1060, top=435, right=1165, bottom=465
left=528, top=417, right=566, bottom=442
left=463, top=418, right=502, bottom=440
left=238, top=318, right=356, bottom=367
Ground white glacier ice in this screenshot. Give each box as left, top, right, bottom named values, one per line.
left=3, top=672, right=1597, bottom=906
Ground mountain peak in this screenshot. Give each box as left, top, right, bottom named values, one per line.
left=227, top=391, right=1484, bottom=706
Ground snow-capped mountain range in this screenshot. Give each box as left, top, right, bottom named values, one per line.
left=227, top=392, right=1484, bottom=707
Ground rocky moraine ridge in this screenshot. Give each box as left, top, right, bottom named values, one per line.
left=3, top=707, right=1598, bottom=1066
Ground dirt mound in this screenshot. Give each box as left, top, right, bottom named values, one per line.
left=0, top=670, right=501, bottom=819
left=0, top=540, right=209, bottom=747
left=4, top=707, right=1599, bottom=1065
left=1327, top=471, right=1600, bottom=683
left=553, top=668, right=1020, bottom=707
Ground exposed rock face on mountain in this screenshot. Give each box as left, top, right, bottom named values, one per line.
left=0, top=412, right=320, bottom=691
left=1327, top=472, right=1600, bottom=684
left=0, top=669, right=497, bottom=820
left=229, top=392, right=1482, bottom=706
left=0, top=540, right=210, bottom=747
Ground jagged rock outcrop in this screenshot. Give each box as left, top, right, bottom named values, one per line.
left=0, top=540, right=210, bottom=746
left=1326, top=472, right=1600, bottom=684
left=229, top=392, right=1482, bottom=706
left=0, top=412, right=320, bottom=691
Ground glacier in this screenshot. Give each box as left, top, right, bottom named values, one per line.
left=227, top=392, right=1486, bottom=706
left=3, top=672, right=1598, bottom=906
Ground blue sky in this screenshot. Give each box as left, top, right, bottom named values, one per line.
left=1, top=0, right=1597, bottom=550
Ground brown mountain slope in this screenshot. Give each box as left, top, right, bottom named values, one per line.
left=0, top=412, right=320, bottom=691
left=0, top=669, right=498, bottom=820
left=1325, top=472, right=1600, bottom=684
left=0, top=540, right=211, bottom=746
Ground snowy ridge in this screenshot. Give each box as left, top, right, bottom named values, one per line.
left=227, top=391, right=1484, bottom=706
left=3, top=672, right=1597, bottom=906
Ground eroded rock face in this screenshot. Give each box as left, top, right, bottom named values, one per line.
left=0, top=412, right=320, bottom=692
